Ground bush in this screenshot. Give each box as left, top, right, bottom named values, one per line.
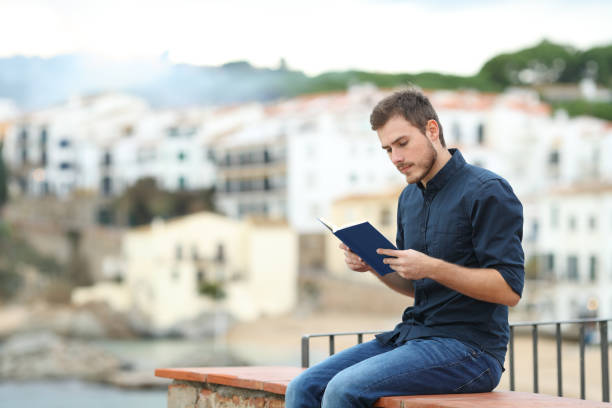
left=198, top=280, right=226, bottom=300
left=0, top=267, right=22, bottom=300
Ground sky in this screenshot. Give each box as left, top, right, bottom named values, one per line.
left=1, top=0, right=612, bottom=76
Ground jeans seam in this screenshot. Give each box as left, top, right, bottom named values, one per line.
left=453, top=367, right=490, bottom=392
left=362, top=352, right=475, bottom=393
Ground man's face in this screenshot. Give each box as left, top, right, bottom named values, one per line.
left=377, top=115, right=437, bottom=185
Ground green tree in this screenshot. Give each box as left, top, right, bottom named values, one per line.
left=111, top=177, right=217, bottom=227
left=579, top=44, right=612, bottom=86
left=479, top=39, right=580, bottom=86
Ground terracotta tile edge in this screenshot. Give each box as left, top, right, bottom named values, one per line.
left=262, top=381, right=287, bottom=395
left=154, top=368, right=208, bottom=383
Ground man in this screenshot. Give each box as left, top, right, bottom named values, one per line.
left=285, top=89, right=524, bottom=408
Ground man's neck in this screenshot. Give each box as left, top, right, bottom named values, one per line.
left=420, top=148, right=452, bottom=188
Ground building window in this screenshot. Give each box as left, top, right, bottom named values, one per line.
left=178, top=176, right=186, bottom=190
left=567, top=255, right=579, bottom=281
left=452, top=122, right=461, bottom=144
left=59, top=162, right=72, bottom=170
left=476, top=124, right=485, bottom=145
left=167, top=127, right=180, bottom=137
left=103, top=151, right=112, bottom=166
left=568, top=216, right=577, bottom=231
left=178, top=151, right=187, bottom=161
left=380, top=208, right=392, bottom=226
left=40, top=128, right=48, bottom=145
left=551, top=205, right=559, bottom=229
left=192, top=245, right=200, bottom=261
left=19, top=128, right=28, bottom=142
left=101, top=176, right=112, bottom=196
left=546, top=253, right=555, bottom=271
left=215, top=243, right=225, bottom=264
left=530, top=220, right=539, bottom=241
left=589, top=216, right=597, bottom=231
left=549, top=150, right=559, bottom=164
left=196, top=269, right=205, bottom=283
left=97, top=207, right=114, bottom=225
left=59, top=139, right=71, bottom=148
left=590, top=256, right=598, bottom=282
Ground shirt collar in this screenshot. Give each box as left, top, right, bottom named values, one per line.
left=417, top=148, right=466, bottom=194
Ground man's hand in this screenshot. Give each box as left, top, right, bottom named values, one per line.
left=340, top=243, right=372, bottom=272
left=377, top=248, right=520, bottom=306
left=377, top=248, right=436, bottom=280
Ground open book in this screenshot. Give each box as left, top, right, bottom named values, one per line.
left=318, top=217, right=397, bottom=276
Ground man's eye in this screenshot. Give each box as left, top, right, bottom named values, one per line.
left=399, top=141, right=407, bottom=147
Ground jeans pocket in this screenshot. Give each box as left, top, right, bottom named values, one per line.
left=453, top=367, right=493, bottom=393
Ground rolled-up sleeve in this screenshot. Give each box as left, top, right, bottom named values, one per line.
left=470, top=179, right=525, bottom=297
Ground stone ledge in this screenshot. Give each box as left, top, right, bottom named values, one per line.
left=155, top=366, right=303, bottom=395
left=156, top=366, right=612, bottom=407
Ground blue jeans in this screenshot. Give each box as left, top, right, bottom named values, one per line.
left=285, top=337, right=502, bottom=408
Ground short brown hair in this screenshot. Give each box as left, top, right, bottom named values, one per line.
left=370, top=89, right=445, bottom=147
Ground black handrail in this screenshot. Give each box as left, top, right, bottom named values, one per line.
left=300, top=318, right=612, bottom=402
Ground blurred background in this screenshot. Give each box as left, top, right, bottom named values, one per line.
left=1, top=0, right=612, bottom=406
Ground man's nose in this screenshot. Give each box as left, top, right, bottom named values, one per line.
left=391, top=150, right=403, bottom=164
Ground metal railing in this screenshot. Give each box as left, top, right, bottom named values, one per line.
left=300, top=318, right=611, bottom=402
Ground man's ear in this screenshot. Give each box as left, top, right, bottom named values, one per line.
left=425, top=119, right=439, bottom=142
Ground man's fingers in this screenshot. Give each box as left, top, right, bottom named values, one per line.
left=377, top=248, right=399, bottom=256
left=383, top=257, right=402, bottom=265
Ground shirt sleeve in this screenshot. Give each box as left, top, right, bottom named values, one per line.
left=396, top=189, right=405, bottom=250
left=470, top=178, right=525, bottom=297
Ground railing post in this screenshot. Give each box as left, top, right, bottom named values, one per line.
left=580, top=324, right=586, bottom=400
left=600, top=321, right=609, bottom=402
left=556, top=323, right=563, bottom=396
left=509, top=325, right=515, bottom=391
left=532, top=324, right=539, bottom=393
left=301, top=336, right=310, bottom=368
left=329, top=335, right=335, bottom=356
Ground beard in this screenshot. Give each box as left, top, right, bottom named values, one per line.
left=399, top=141, right=437, bottom=185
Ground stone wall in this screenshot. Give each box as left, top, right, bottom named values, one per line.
left=168, top=381, right=285, bottom=408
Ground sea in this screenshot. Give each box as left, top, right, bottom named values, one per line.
left=0, top=337, right=308, bottom=408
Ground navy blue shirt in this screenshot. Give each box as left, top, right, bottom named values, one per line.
left=376, top=149, right=524, bottom=366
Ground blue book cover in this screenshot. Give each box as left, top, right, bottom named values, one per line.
left=318, top=217, right=397, bottom=276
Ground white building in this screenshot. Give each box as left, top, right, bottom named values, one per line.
left=2, top=93, right=232, bottom=198
left=530, top=184, right=612, bottom=321
left=3, top=93, right=149, bottom=196
left=213, top=86, right=405, bottom=233
left=432, top=89, right=554, bottom=197
left=74, top=211, right=298, bottom=335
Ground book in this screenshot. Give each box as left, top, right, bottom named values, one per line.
left=318, top=217, right=397, bottom=276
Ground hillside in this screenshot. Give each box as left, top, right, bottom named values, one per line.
left=1, top=40, right=611, bottom=119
